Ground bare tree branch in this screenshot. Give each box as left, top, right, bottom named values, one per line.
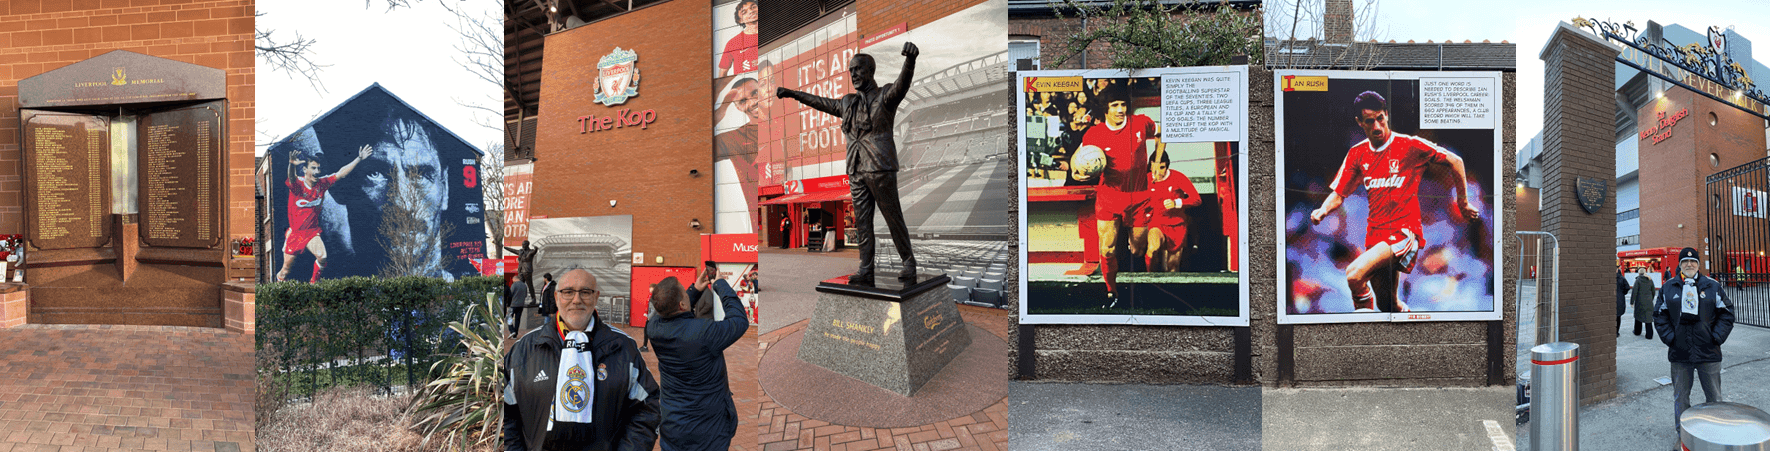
left=447, top=0, right=507, bottom=136
left=478, top=144, right=506, bottom=257
left=255, top=11, right=329, bottom=94
left=1046, top=0, right=1264, bottom=70
left=1264, top=0, right=1388, bottom=70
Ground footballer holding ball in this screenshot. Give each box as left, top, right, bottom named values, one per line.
left=1081, top=84, right=1162, bottom=307
left=1309, top=91, right=1479, bottom=312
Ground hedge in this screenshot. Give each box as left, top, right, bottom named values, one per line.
left=256, top=275, right=504, bottom=398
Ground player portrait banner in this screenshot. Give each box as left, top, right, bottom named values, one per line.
left=1017, top=66, right=1250, bottom=326
left=1275, top=70, right=1503, bottom=324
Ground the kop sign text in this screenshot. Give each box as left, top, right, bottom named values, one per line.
left=578, top=108, right=658, bottom=133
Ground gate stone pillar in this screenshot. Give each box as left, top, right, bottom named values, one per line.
left=1539, top=22, right=1622, bottom=405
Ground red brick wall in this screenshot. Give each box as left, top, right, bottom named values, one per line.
left=1637, top=88, right=1769, bottom=252
left=533, top=0, right=713, bottom=268
left=857, top=0, right=987, bottom=37
left=1008, top=17, right=1093, bottom=69
left=0, top=0, right=254, bottom=244
left=1515, top=186, right=1539, bottom=233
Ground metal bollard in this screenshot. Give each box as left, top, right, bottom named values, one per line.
left=1531, top=341, right=1580, bottom=451
left=1680, top=402, right=1770, bottom=451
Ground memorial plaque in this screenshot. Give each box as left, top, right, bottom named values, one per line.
left=797, top=274, right=970, bottom=396
left=18, top=50, right=226, bottom=109
left=139, top=101, right=224, bottom=248
left=23, top=112, right=111, bottom=250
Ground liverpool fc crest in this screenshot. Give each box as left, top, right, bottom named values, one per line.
left=594, top=47, right=641, bottom=106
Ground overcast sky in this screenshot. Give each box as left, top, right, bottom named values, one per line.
left=1351, top=0, right=1770, bottom=141
left=255, top=0, right=502, bottom=156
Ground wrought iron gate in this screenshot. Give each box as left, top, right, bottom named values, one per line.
left=1706, top=157, right=1770, bottom=327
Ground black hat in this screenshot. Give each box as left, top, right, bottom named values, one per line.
left=1680, top=247, right=1699, bottom=262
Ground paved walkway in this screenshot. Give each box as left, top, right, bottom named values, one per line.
left=1265, top=387, right=1514, bottom=451
left=1516, top=280, right=1770, bottom=450
left=0, top=324, right=254, bottom=452
left=758, top=305, right=1010, bottom=450
left=757, top=249, right=852, bottom=334
left=1009, top=383, right=1262, bottom=451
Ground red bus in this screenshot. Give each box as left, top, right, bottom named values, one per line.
left=1618, top=247, right=1681, bottom=289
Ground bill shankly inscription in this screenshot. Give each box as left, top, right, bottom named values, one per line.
left=25, top=114, right=111, bottom=250
left=140, top=104, right=221, bottom=248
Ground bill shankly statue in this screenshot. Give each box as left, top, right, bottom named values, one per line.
left=776, top=41, right=920, bottom=286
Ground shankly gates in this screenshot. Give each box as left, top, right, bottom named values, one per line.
left=1535, top=17, right=1770, bottom=404
left=1707, top=157, right=1770, bottom=327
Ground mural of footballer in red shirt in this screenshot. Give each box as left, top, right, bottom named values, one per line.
left=279, top=144, right=375, bottom=282
left=1081, top=85, right=1162, bottom=307
left=1308, top=91, right=1479, bottom=312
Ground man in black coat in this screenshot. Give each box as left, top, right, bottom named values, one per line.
left=1617, top=268, right=1630, bottom=337
left=507, top=279, right=529, bottom=337
left=502, top=269, right=660, bottom=450
left=645, top=270, right=749, bottom=450
left=1632, top=269, right=1656, bottom=339
left=539, top=272, right=558, bottom=317
left=1654, top=247, right=1736, bottom=433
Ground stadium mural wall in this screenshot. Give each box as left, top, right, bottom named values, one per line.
left=1016, top=66, right=1250, bottom=326
left=1274, top=70, right=1503, bottom=324
left=531, top=0, right=713, bottom=328
left=266, top=84, right=489, bottom=282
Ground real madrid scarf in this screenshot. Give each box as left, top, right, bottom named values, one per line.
left=550, top=319, right=597, bottom=430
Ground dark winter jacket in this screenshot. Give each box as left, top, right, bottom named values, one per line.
left=646, top=279, right=750, bottom=451
left=1632, top=273, right=1656, bottom=324
left=1616, top=272, right=1630, bottom=316
left=508, top=281, right=530, bottom=329
left=539, top=280, right=557, bottom=316
left=502, top=312, right=660, bottom=450
left=1653, top=273, right=1736, bottom=364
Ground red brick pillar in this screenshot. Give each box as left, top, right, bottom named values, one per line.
left=222, top=281, right=254, bottom=334
left=0, top=283, right=26, bottom=328
left=1539, top=22, right=1622, bottom=405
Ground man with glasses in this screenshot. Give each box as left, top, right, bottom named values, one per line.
left=503, top=269, right=660, bottom=450
left=1655, top=247, right=1736, bottom=435
left=646, top=268, right=749, bottom=450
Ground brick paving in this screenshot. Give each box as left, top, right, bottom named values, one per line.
left=758, top=305, right=1010, bottom=451
left=0, top=324, right=254, bottom=452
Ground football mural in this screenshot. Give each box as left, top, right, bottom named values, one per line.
left=1017, top=67, right=1250, bottom=325
left=266, top=84, right=489, bottom=282
left=1276, top=70, right=1502, bottom=323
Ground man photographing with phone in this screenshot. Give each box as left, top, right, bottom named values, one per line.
left=645, top=265, right=750, bottom=450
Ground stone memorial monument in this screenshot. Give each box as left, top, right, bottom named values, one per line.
left=16, top=50, right=231, bottom=327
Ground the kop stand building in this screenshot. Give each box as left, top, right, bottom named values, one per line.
left=504, top=0, right=759, bottom=325
left=0, top=1, right=255, bottom=332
